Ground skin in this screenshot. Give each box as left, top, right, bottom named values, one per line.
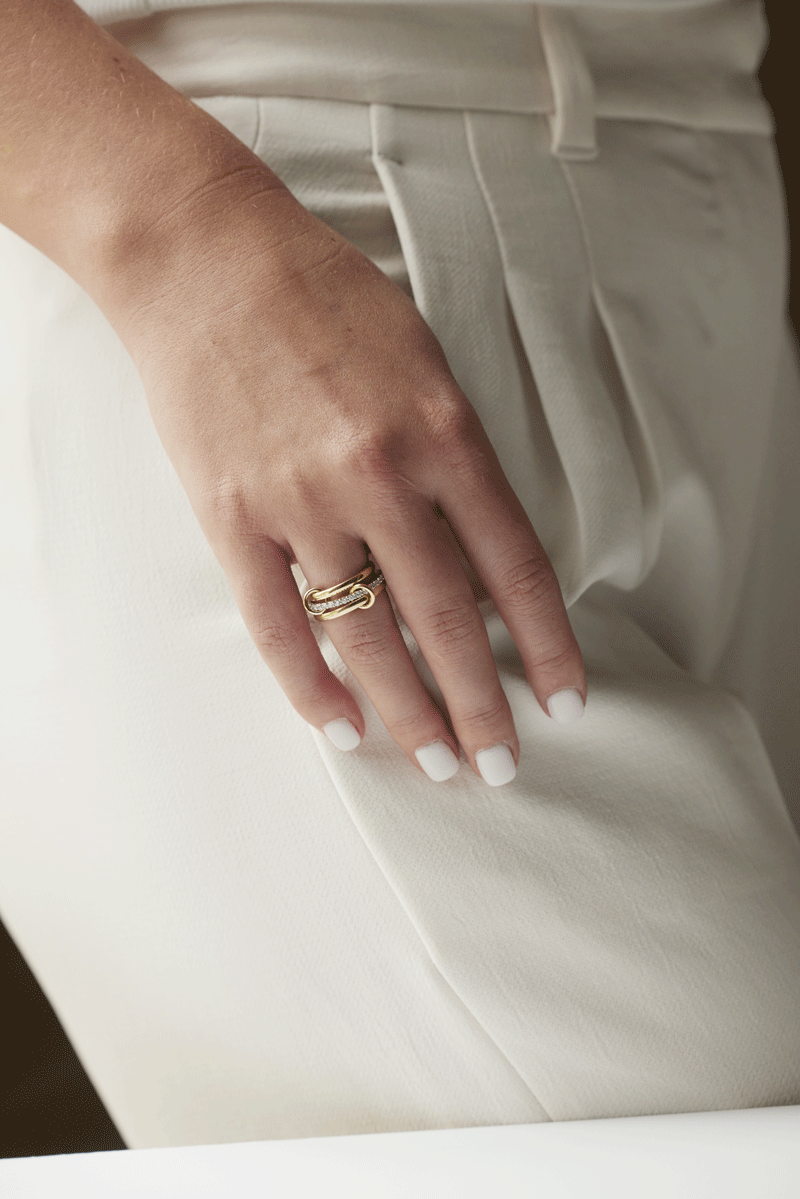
left=1, top=0, right=587, bottom=784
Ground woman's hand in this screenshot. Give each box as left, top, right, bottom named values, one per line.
left=0, top=0, right=584, bottom=785
left=113, top=173, right=587, bottom=786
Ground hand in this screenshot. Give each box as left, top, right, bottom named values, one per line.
left=115, top=173, right=587, bottom=786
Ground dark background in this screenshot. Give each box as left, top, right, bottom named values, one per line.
left=1, top=0, right=798, bottom=1160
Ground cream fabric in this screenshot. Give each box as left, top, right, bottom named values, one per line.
left=103, top=1, right=773, bottom=138
left=1, top=0, right=800, bottom=1151
left=77, top=0, right=729, bottom=23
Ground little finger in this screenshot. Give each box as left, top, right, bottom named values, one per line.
left=222, top=536, right=367, bottom=747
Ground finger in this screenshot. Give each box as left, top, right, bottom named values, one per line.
left=295, top=535, right=462, bottom=782
left=436, top=429, right=587, bottom=723
left=220, top=535, right=366, bottom=749
left=364, top=504, right=521, bottom=787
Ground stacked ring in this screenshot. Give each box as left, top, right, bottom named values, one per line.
left=302, top=560, right=386, bottom=622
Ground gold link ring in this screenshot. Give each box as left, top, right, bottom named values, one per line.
left=302, top=561, right=386, bottom=622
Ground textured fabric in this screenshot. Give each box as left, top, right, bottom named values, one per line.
left=104, top=1, right=773, bottom=137
left=77, top=0, right=730, bottom=24
left=1, top=0, right=800, bottom=1151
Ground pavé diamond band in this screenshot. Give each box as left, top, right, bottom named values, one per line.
left=302, top=560, right=386, bottom=622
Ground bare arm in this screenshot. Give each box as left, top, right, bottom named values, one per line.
left=0, top=0, right=310, bottom=323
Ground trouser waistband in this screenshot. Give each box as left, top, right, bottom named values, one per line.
left=109, top=1, right=773, bottom=161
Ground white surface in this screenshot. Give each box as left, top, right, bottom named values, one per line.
left=2, top=1106, right=799, bottom=1197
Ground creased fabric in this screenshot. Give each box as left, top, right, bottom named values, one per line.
left=78, top=0, right=743, bottom=23
left=103, top=2, right=773, bottom=136
left=1, top=0, right=799, bottom=1150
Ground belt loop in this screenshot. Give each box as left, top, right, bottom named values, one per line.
left=537, top=5, right=598, bottom=161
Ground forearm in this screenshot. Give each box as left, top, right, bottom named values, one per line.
left=0, top=0, right=304, bottom=331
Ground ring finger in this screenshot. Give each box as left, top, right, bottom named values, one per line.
left=295, top=534, right=462, bottom=782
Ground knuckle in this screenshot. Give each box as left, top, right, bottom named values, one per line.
left=290, top=665, right=337, bottom=712
left=425, top=392, right=478, bottom=459
left=332, top=432, right=419, bottom=529
left=499, top=555, right=556, bottom=611
left=388, top=705, right=439, bottom=740
left=424, top=397, right=499, bottom=493
left=456, top=695, right=510, bottom=733
left=529, top=640, right=577, bottom=674
left=250, top=616, right=304, bottom=660
left=342, top=429, right=402, bottom=482
left=202, top=474, right=256, bottom=536
left=339, top=619, right=395, bottom=670
left=423, top=598, right=478, bottom=656
left=202, top=473, right=285, bottom=547
left=273, top=460, right=322, bottom=513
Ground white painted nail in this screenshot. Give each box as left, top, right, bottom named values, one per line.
left=546, top=688, right=585, bottom=723
left=475, top=743, right=516, bottom=787
left=323, top=718, right=361, bottom=751
left=415, top=740, right=460, bottom=782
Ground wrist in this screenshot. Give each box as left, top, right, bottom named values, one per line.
left=0, top=0, right=305, bottom=340
left=92, top=155, right=338, bottom=368
left=86, top=145, right=293, bottom=337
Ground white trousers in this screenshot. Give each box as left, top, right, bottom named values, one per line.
left=1, top=1, right=799, bottom=1150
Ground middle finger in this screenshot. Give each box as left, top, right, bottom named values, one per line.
left=365, top=503, right=520, bottom=787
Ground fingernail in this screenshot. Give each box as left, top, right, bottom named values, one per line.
left=323, top=718, right=361, bottom=751
left=415, top=740, right=460, bottom=782
left=546, top=688, right=585, bottom=723
left=475, top=743, right=516, bottom=787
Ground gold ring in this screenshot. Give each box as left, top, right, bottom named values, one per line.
left=302, top=560, right=386, bottom=622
